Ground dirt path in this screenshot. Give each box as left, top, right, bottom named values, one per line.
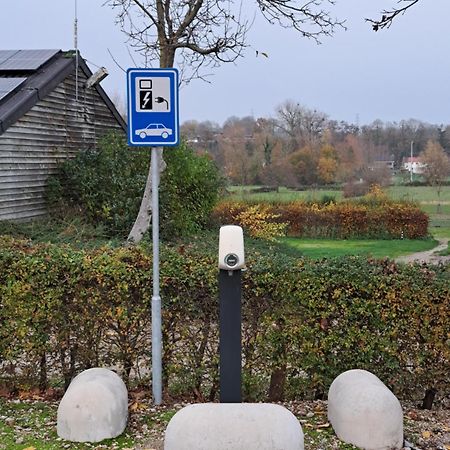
left=396, top=238, right=450, bottom=264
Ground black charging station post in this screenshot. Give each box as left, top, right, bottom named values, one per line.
left=218, top=225, right=244, bottom=403
left=219, top=269, right=242, bottom=403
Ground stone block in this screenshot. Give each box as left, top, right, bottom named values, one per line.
left=328, top=369, right=403, bottom=450
left=164, top=403, right=304, bottom=450
left=57, top=368, right=128, bottom=443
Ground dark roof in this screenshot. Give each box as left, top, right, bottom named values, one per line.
left=0, top=49, right=60, bottom=71
left=0, top=49, right=126, bottom=135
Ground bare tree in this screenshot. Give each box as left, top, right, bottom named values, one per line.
left=106, top=0, right=345, bottom=243
left=368, top=0, right=420, bottom=31
left=421, top=140, right=450, bottom=213
left=276, top=101, right=328, bottom=151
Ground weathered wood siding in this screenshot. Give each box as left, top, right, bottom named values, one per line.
left=0, top=71, right=124, bottom=221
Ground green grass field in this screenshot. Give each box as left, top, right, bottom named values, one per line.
left=229, top=185, right=450, bottom=205
left=387, top=185, right=450, bottom=203
left=281, top=238, right=438, bottom=259
left=228, top=186, right=344, bottom=203
left=228, top=185, right=450, bottom=241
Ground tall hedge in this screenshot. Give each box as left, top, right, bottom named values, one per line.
left=213, top=200, right=429, bottom=239
left=0, top=238, right=448, bottom=403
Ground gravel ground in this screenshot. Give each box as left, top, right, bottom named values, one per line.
left=2, top=391, right=448, bottom=450
left=141, top=400, right=449, bottom=450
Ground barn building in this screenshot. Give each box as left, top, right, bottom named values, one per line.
left=0, top=49, right=126, bottom=221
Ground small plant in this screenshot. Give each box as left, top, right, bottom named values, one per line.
left=361, top=184, right=390, bottom=206
left=319, top=194, right=336, bottom=205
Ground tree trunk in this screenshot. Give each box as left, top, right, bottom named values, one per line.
left=421, top=388, right=437, bottom=410
left=127, top=148, right=166, bottom=244
left=268, top=365, right=287, bottom=402
left=39, top=352, right=47, bottom=391
left=437, top=188, right=442, bottom=214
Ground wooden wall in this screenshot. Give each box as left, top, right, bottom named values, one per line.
left=0, top=70, right=124, bottom=221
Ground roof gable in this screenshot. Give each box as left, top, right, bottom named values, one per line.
left=0, top=49, right=126, bottom=135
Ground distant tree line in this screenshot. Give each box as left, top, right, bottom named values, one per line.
left=181, top=101, right=450, bottom=190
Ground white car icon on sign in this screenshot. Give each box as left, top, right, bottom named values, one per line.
left=136, top=123, right=173, bottom=139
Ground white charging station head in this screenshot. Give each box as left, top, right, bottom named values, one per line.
left=218, top=225, right=245, bottom=271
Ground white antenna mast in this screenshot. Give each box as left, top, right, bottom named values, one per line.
left=74, top=0, right=79, bottom=103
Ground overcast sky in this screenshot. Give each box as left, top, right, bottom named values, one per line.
left=1, top=1, right=449, bottom=126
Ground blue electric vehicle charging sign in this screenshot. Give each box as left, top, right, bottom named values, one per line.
left=127, top=68, right=179, bottom=146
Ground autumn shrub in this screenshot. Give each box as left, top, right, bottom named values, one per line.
left=212, top=197, right=428, bottom=239
left=0, top=238, right=448, bottom=404
left=235, top=204, right=287, bottom=241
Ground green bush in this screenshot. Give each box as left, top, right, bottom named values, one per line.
left=0, top=238, right=448, bottom=403
left=48, top=133, right=222, bottom=239
left=47, top=132, right=149, bottom=237
left=160, top=145, right=223, bottom=238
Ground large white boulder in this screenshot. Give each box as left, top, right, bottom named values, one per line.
left=164, top=403, right=304, bottom=450
left=57, top=368, right=128, bottom=443
left=328, top=369, right=403, bottom=450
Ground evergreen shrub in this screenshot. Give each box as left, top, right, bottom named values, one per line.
left=47, top=133, right=222, bottom=239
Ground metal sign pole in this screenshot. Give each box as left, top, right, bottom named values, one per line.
left=152, top=147, right=162, bottom=405
left=127, top=68, right=178, bottom=406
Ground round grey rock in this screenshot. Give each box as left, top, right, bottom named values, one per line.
left=57, top=368, right=128, bottom=443
left=164, top=403, right=304, bottom=450
left=328, top=369, right=403, bottom=450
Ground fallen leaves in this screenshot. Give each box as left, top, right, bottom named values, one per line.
left=407, top=410, right=420, bottom=421
left=130, top=401, right=148, bottom=412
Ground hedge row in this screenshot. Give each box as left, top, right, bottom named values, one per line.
left=0, top=238, right=448, bottom=403
left=212, top=201, right=429, bottom=239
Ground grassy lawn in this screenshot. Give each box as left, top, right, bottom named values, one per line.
left=388, top=185, right=450, bottom=203
left=281, top=238, right=438, bottom=259
left=228, top=185, right=450, bottom=242
left=228, top=186, right=343, bottom=203
left=229, top=185, right=450, bottom=204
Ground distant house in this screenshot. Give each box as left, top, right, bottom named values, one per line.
left=0, top=49, right=126, bottom=221
left=368, top=160, right=395, bottom=172
left=402, top=157, right=426, bottom=174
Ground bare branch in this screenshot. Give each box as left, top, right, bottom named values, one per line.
left=256, top=0, right=346, bottom=43
left=367, top=0, right=420, bottom=31
left=173, top=0, right=204, bottom=40
left=106, top=0, right=345, bottom=82
left=107, top=47, right=127, bottom=72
